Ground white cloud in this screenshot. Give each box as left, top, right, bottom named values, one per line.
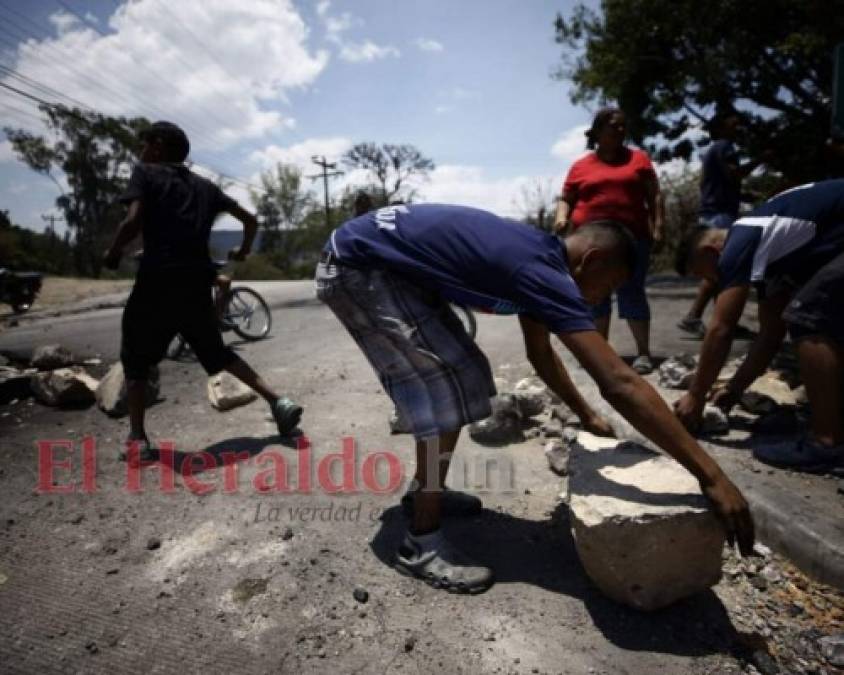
left=4, top=0, right=328, bottom=150
left=339, top=41, right=400, bottom=63
left=48, top=11, right=81, bottom=35
left=249, top=137, right=353, bottom=175
left=434, top=105, right=452, bottom=115
left=419, top=165, right=558, bottom=218
left=550, top=124, right=589, bottom=166
left=316, top=1, right=331, bottom=17
left=414, top=38, right=443, bottom=53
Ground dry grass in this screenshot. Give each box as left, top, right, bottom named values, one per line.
left=1, top=276, right=132, bottom=314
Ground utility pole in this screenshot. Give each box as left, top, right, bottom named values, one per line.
left=308, top=155, right=343, bottom=230
left=41, top=213, right=64, bottom=236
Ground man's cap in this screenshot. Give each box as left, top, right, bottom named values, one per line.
left=140, top=121, right=190, bottom=159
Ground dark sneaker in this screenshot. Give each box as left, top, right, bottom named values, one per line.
left=753, top=436, right=844, bottom=475
left=631, top=354, right=655, bottom=375
left=394, top=530, right=494, bottom=594
left=119, top=436, right=156, bottom=463
left=677, top=316, right=706, bottom=338
left=400, top=487, right=483, bottom=517
left=271, top=397, right=303, bottom=436
left=733, top=324, right=757, bottom=340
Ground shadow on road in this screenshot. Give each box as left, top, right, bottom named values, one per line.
left=369, top=501, right=742, bottom=659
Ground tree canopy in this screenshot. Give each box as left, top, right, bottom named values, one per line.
left=553, top=0, right=844, bottom=183
left=342, top=143, right=434, bottom=205
left=4, top=105, right=149, bottom=276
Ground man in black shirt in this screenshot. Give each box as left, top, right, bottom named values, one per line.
left=104, top=121, right=302, bottom=457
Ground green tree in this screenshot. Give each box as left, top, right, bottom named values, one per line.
left=4, top=105, right=149, bottom=276
left=250, top=163, right=313, bottom=257
left=553, top=0, right=844, bottom=183
left=342, top=143, right=434, bottom=205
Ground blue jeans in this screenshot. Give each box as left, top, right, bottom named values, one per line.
left=592, top=239, right=651, bottom=321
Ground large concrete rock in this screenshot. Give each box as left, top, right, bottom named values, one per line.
left=30, top=344, right=76, bottom=370
left=30, top=368, right=98, bottom=407
left=96, top=363, right=160, bottom=417
left=512, top=377, right=549, bottom=418
left=208, top=373, right=257, bottom=411
left=567, top=432, right=725, bottom=611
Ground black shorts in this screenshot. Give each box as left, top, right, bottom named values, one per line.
left=120, top=268, right=236, bottom=380
left=782, top=249, right=844, bottom=346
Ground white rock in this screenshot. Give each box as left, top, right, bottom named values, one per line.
left=819, top=634, right=844, bottom=667
left=544, top=440, right=569, bottom=476
left=567, top=432, right=725, bottom=611
left=30, top=368, right=97, bottom=407
left=657, top=355, right=697, bottom=390
left=31, top=344, right=76, bottom=370
left=96, top=363, right=160, bottom=417
left=746, top=372, right=796, bottom=407
left=513, top=377, right=548, bottom=417
left=208, top=373, right=257, bottom=411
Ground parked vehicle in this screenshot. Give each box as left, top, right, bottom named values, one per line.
left=0, top=268, right=43, bottom=313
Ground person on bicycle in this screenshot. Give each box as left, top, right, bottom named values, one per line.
left=317, top=203, right=754, bottom=594
left=103, top=121, right=303, bottom=458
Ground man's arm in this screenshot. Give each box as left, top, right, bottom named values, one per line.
left=643, top=173, right=665, bottom=243
left=560, top=329, right=755, bottom=554
left=518, top=316, right=615, bottom=437
left=104, top=200, right=142, bottom=270
left=553, top=190, right=575, bottom=234
left=226, top=203, right=259, bottom=260
left=674, top=284, right=750, bottom=429
left=711, top=292, right=790, bottom=411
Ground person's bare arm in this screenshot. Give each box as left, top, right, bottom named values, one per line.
left=104, top=200, right=142, bottom=269
left=643, top=173, right=665, bottom=243
left=711, top=292, right=790, bottom=411
left=560, top=329, right=755, bottom=554
left=225, top=203, right=259, bottom=260
left=674, top=284, right=750, bottom=429
left=518, top=315, right=614, bottom=436
left=553, top=189, right=576, bottom=234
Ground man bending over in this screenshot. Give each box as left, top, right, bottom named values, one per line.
left=317, top=203, right=754, bottom=594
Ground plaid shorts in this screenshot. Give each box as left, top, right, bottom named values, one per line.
left=315, top=260, right=496, bottom=440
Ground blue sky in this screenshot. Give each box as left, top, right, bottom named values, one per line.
left=0, top=0, right=601, bottom=233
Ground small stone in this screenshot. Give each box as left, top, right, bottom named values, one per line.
left=31, top=344, right=76, bottom=370
left=146, top=537, right=161, bottom=551
left=281, top=527, right=294, bottom=541
left=818, top=634, right=844, bottom=667
left=403, top=635, right=417, bottom=652
left=84, top=641, right=98, bottom=654
left=544, top=440, right=569, bottom=476
left=657, top=354, right=696, bottom=389
left=208, top=373, right=257, bottom=411
left=353, top=587, right=369, bottom=604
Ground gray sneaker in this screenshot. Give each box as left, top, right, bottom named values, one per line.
left=395, top=530, right=494, bottom=594
left=631, top=354, right=655, bottom=375
left=271, top=397, right=303, bottom=437
left=677, top=316, right=706, bottom=338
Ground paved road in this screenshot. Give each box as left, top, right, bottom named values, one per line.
left=0, top=280, right=841, bottom=673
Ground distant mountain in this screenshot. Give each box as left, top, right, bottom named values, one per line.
left=208, top=228, right=262, bottom=260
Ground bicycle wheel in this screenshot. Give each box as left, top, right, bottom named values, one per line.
left=226, top=287, right=272, bottom=340
left=450, top=303, right=477, bottom=339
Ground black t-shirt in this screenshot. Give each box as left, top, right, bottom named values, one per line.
left=700, top=140, right=741, bottom=218
left=120, top=163, right=238, bottom=271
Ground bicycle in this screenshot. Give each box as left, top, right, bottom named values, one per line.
left=167, top=261, right=272, bottom=359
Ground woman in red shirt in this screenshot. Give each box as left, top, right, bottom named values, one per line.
left=554, top=107, right=664, bottom=374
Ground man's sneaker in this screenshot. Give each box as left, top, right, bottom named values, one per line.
left=119, top=436, right=156, bottom=463
left=733, top=324, right=757, bottom=340
left=400, top=487, right=483, bottom=517
left=631, top=354, right=654, bottom=375
left=394, top=529, right=494, bottom=594
left=677, top=316, right=706, bottom=338
left=753, top=436, right=844, bottom=475
left=271, top=397, right=303, bottom=436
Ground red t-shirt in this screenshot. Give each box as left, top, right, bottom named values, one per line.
left=563, top=148, right=656, bottom=240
